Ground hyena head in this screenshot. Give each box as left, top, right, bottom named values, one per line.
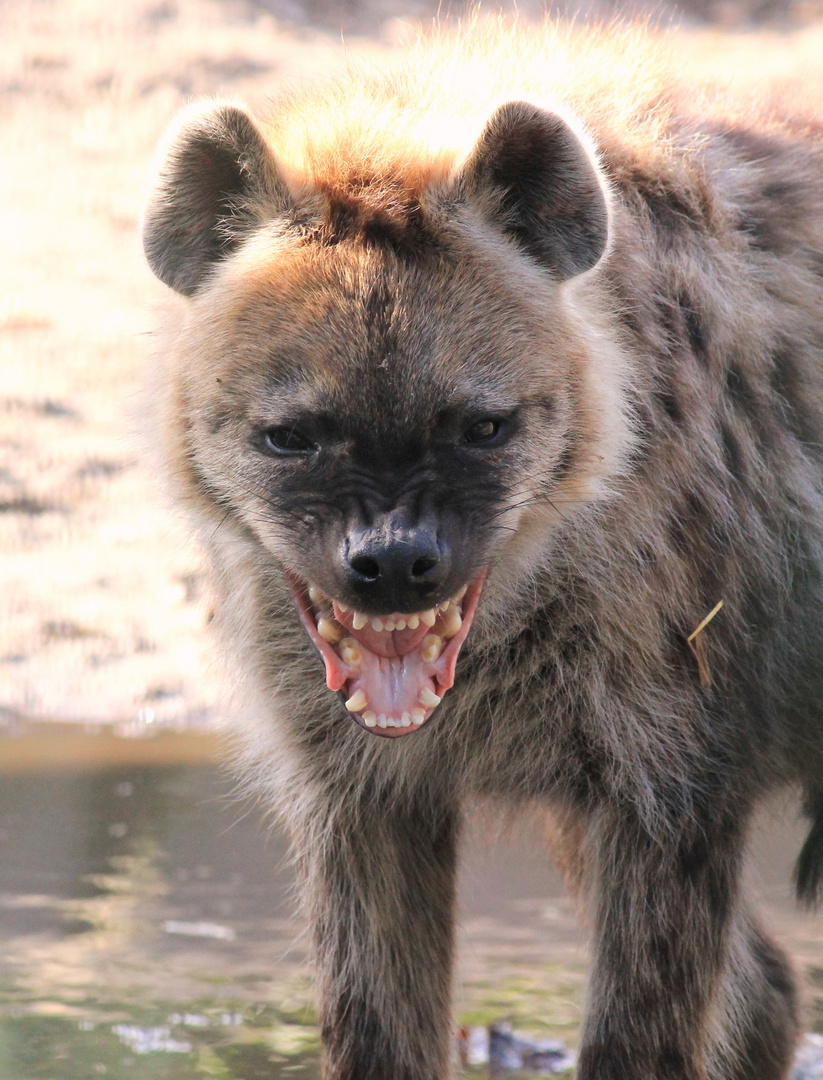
left=144, top=96, right=625, bottom=737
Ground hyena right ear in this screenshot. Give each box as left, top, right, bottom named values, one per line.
left=143, top=103, right=291, bottom=296
left=456, top=101, right=609, bottom=280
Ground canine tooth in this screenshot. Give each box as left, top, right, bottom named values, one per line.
left=352, top=612, right=368, bottom=631
left=317, top=617, right=343, bottom=644
left=345, top=689, right=368, bottom=713
left=372, top=617, right=384, bottom=632
left=394, top=617, right=406, bottom=631
left=401, top=712, right=411, bottom=726
left=406, top=615, right=420, bottom=630
left=419, top=687, right=442, bottom=708
left=441, top=606, right=462, bottom=639
left=411, top=708, right=426, bottom=724
left=340, top=638, right=362, bottom=665
left=420, top=609, right=437, bottom=628
left=362, top=711, right=377, bottom=727
left=308, top=585, right=325, bottom=605
left=378, top=713, right=388, bottom=728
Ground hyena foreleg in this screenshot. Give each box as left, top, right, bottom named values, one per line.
left=549, top=802, right=799, bottom=1080
left=576, top=800, right=766, bottom=1080
left=296, top=786, right=460, bottom=1080
left=707, top=908, right=799, bottom=1080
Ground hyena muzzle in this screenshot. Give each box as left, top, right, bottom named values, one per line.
left=142, top=23, right=823, bottom=1080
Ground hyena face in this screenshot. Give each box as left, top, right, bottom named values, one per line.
left=145, top=99, right=617, bottom=736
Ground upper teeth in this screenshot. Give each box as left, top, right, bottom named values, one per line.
left=440, top=606, right=463, bottom=640
left=421, top=634, right=443, bottom=663
left=317, top=617, right=343, bottom=644
left=343, top=605, right=460, bottom=636
left=340, top=638, right=362, bottom=665
left=312, top=589, right=467, bottom=639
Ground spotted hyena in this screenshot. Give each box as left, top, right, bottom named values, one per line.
left=142, top=21, right=823, bottom=1080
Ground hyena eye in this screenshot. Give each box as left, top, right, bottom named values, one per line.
left=263, top=426, right=318, bottom=455
left=463, top=418, right=504, bottom=445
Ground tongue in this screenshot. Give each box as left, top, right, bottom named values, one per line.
left=349, top=649, right=435, bottom=718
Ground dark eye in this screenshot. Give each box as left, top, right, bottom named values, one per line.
left=463, top=418, right=504, bottom=445
left=263, top=426, right=318, bottom=455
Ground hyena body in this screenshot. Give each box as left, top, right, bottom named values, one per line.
left=144, top=23, right=823, bottom=1080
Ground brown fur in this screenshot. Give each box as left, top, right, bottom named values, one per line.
left=143, top=21, right=823, bottom=1080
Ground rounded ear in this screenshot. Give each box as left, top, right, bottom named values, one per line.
left=143, top=102, right=292, bottom=296
left=456, top=101, right=609, bottom=280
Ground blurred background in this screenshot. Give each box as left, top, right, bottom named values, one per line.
left=2, top=0, right=823, bottom=1076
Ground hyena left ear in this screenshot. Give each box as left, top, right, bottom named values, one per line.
left=457, top=101, right=609, bottom=280
left=143, top=102, right=291, bottom=296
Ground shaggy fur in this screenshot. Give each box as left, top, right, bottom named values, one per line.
left=143, top=21, right=823, bottom=1080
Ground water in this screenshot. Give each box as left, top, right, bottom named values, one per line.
left=0, top=730, right=819, bottom=1079
left=0, top=750, right=317, bottom=1079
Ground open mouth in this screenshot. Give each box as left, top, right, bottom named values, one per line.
left=288, top=570, right=487, bottom=737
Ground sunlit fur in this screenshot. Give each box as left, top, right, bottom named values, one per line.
left=145, top=19, right=823, bottom=1080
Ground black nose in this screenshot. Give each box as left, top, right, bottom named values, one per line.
left=343, top=514, right=450, bottom=608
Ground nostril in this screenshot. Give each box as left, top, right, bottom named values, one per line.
left=350, top=554, right=380, bottom=582
left=344, top=520, right=448, bottom=596
left=411, top=556, right=438, bottom=581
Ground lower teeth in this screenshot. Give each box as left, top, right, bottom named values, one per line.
left=345, top=689, right=368, bottom=713
left=357, top=710, right=426, bottom=728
